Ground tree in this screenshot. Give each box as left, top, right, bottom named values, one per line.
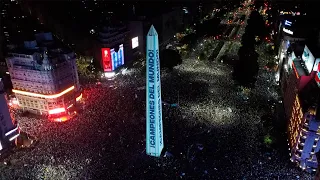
left=246, top=10, right=266, bottom=38
left=233, top=46, right=259, bottom=87
left=160, top=49, right=182, bottom=70
left=76, top=56, right=95, bottom=79
left=199, top=52, right=206, bottom=61
left=241, top=32, right=255, bottom=48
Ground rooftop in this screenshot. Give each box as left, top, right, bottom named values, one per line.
left=299, top=79, right=320, bottom=113
left=293, top=60, right=308, bottom=77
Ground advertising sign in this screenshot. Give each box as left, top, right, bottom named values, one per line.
left=283, top=28, right=293, bottom=35
left=302, top=45, right=315, bottom=73
left=313, top=58, right=320, bottom=72
left=101, top=48, right=112, bottom=72
left=285, top=20, right=292, bottom=26
left=146, top=25, right=164, bottom=157
left=110, top=44, right=124, bottom=71
left=314, top=59, right=320, bottom=85
left=132, top=37, right=139, bottom=49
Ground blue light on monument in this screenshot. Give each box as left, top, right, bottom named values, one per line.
left=146, top=25, right=164, bottom=157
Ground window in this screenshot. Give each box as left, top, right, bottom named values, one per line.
left=298, top=144, right=304, bottom=150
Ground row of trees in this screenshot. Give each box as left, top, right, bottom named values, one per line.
left=233, top=11, right=266, bottom=88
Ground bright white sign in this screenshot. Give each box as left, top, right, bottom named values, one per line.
left=302, top=45, right=315, bottom=73
left=283, top=28, right=293, bottom=35
left=132, top=37, right=139, bottom=49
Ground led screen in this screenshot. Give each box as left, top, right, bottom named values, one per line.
left=110, top=44, right=124, bottom=70
left=313, top=58, right=320, bottom=72
left=313, top=59, right=320, bottom=85
left=284, top=20, right=292, bottom=26
left=283, top=28, right=293, bottom=35
left=101, top=48, right=112, bottom=72
left=132, top=37, right=139, bottom=49
left=302, top=45, right=315, bottom=73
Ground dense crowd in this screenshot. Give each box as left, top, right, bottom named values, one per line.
left=0, top=38, right=312, bottom=179
left=0, top=2, right=313, bottom=180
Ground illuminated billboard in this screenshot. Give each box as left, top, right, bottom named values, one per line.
left=102, top=44, right=124, bottom=72
left=283, top=28, right=293, bottom=35
left=101, top=48, right=112, bottom=72
left=146, top=25, right=164, bottom=157
left=110, top=44, right=124, bottom=71
left=284, top=20, right=292, bottom=26
left=314, top=59, right=320, bottom=85
left=132, top=37, right=139, bottom=49
left=302, top=45, right=315, bottom=73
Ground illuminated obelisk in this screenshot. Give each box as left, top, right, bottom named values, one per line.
left=146, top=25, right=164, bottom=157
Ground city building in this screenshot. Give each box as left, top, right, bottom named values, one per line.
left=288, top=78, right=320, bottom=172
left=6, top=32, right=81, bottom=121
left=283, top=41, right=320, bottom=171
left=0, top=0, right=44, bottom=92
left=0, top=78, right=19, bottom=153
left=274, top=14, right=320, bottom=82
left=94, top=22, right=129, bottom=76
left=282, top=42, right=317, bottom=121
left=316, top=151, right=320, bottom=179
left=22, top=1, right=187, bottom=75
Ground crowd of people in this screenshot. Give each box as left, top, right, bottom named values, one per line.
left=0, top=37, right=312, bottom=179
left=0, top=3, right=313, bottom=179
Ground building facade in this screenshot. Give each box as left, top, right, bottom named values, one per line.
left=288, top=92, right=320, bottom=172
left=281, top=39, right=320, bottom=172
left=0, top=78, right=19, bottom=153
left=6, top=32, right=81, bottom=118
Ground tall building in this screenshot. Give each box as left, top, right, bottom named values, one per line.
left=6, top=32, right=81, bottom=121
left=0, top=78, right=19, bottom=153
left=315, top=151, right=320, bottom=179
left=288, top=79, right=320, bottom=172
left=285, top=42, right=320, bottom=171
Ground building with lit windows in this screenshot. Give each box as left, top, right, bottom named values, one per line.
left=0, top=78, right=19, bottom=153
left=315, top=151, right=320, bottom=179
left=288, top=79, right=320, bottom=172
left=281, top=39, right=320, bottom=172
left=6, top=32, right=81, bottom=120
left=284, top=47, right=320, bottom=171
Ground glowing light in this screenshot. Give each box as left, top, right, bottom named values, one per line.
left=292, top=62, right=299, bottom=78
left=285, top=20, right=292, bottom=26
left=5, top=126, right=19, bottom=136
left=283, top=28, right=293, bottom=35
left=121, top=68, right=128, bottom=75
left=12, top=99, right=19, bottom=105
left=67, top=104, right=74, bottom=109
left=48, top=108, right=66, bottom=115
left=132, top=37, right=139, bottom=49
left=76, top=93, right=82, bottom=101
left=0, top=141, right=2, bottom=150
left=53, top=116, right=69, bottom=122
left=101, top=48, right=112, bottom=72
left=9, top=134, right=19, bottom=141
left=104, top=72, right=115, bottom=78
left=13, top=86, right=75, bottom=99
